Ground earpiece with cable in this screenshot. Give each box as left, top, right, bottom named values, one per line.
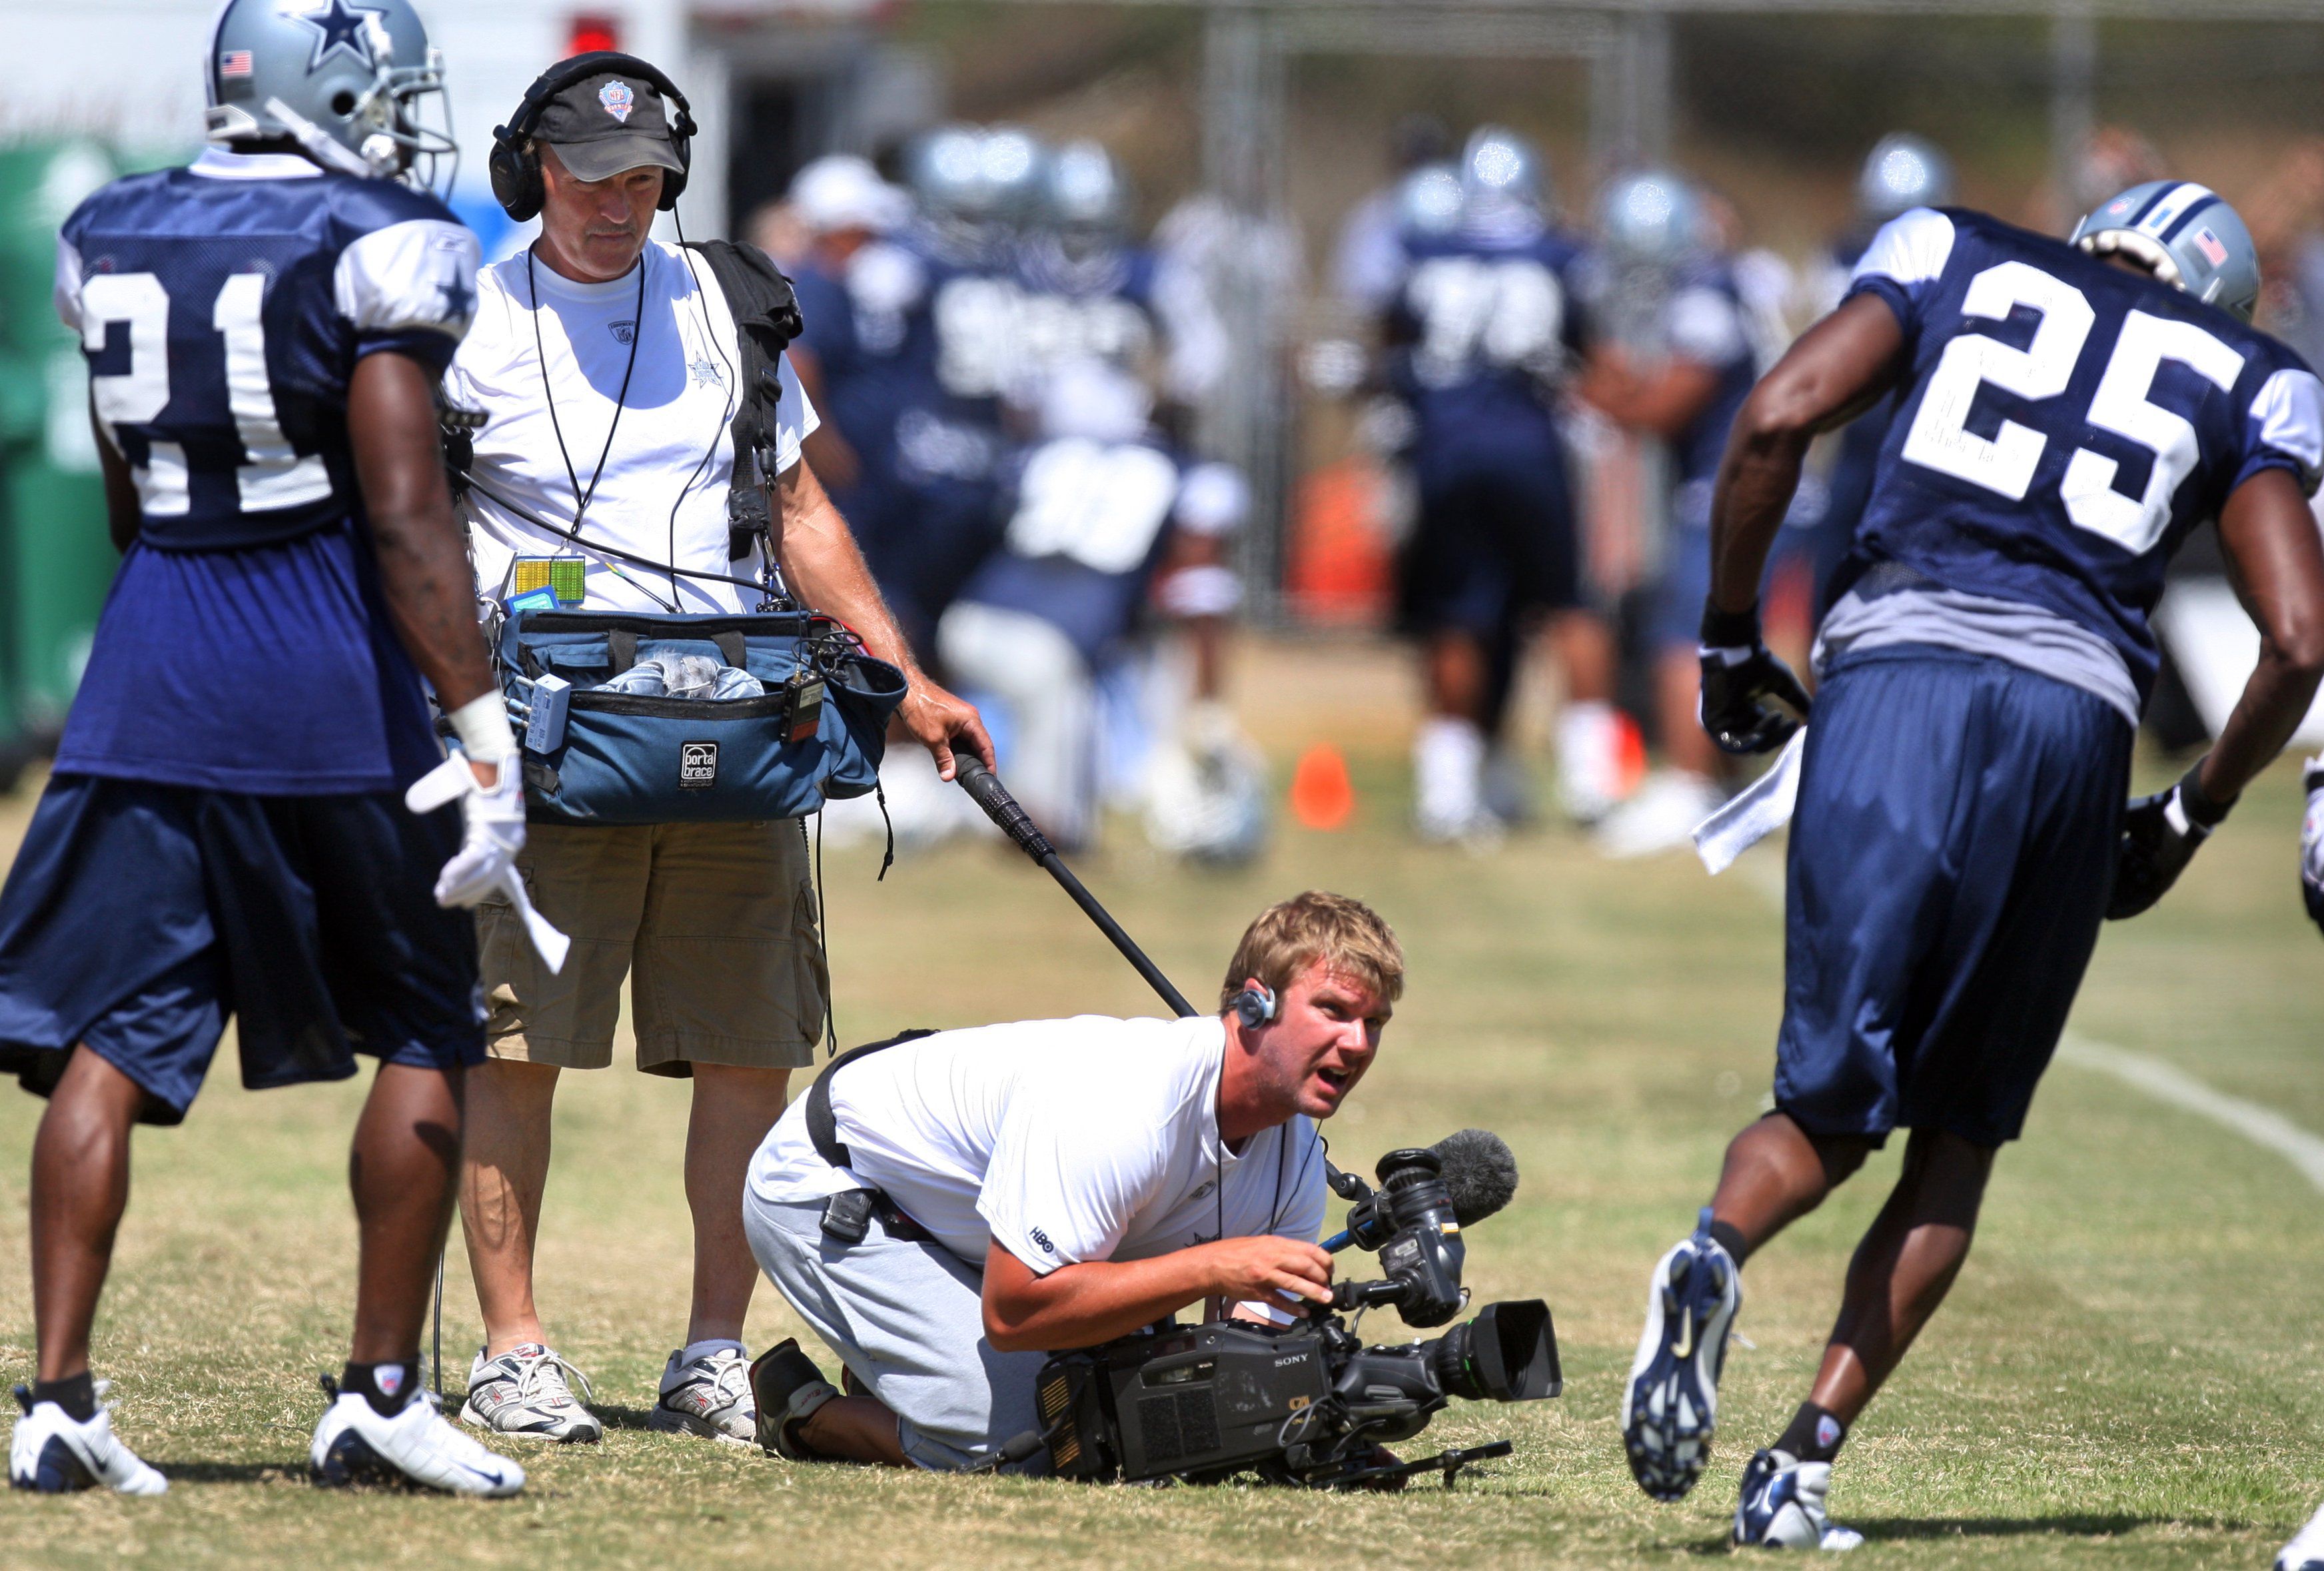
left=1230, top=981, right=1277, bottom=1030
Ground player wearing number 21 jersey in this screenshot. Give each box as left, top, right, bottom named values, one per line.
left=1620, top=187, right=2324, bottom=1549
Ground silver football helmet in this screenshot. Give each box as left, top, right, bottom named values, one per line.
left=1461, top=125, right=1546, bottom=217
left=2072, top=181, right=2262, bottom=322
left=1041, top=139, right=1131, bottom=235
left=203, top=0, right=453, bottom=189
left=978, top=125, right=1045, bottom=223
left=1598, top=169, right=1702, bottom=263
left=1858, top=133, right=1953, bottom=223
left=905, top=125, right=986, bottom=218
left=1397, top=162, right=1463, bottom=239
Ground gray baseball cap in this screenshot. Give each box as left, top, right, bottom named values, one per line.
left=534, top=70, right=683, bottom=183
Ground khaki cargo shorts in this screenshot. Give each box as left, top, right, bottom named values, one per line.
left=476, top=818, right=827, bottom=1075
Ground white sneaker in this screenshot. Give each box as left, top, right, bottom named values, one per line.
left=651, top=1346, right=756, bottom=1446
left=1594, top=771, right=1724, bottom=859
left=2278, top=1496, right=2324, bottom=1570
left=8, top=1383, right=167, bottom=1496
left=1556, top=701, right=1626, bottom=825
left=311, top=1384, right=524, bottom=1496
left=1414, top=717, right=1500, bottom=844
left=460, top=1343, right=602, bottom=1442
left=1734, top=1448, right=1863, bottom=1550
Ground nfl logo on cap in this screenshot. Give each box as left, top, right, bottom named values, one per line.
left=599, top=80, right=634, bottom=123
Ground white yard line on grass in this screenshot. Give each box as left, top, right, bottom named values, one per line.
left=1730, top=846, right=2324, bottom=1195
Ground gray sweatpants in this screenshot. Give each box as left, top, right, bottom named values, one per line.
left=744, top=1194, right=1050, bottom=1471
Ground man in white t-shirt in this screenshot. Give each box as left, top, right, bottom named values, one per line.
left=442, top=59, right=991, bottom=1449
left=739, top=891, right=1403, bottom=1472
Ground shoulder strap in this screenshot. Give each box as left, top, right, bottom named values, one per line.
left=683, top=239, right=805, bottom=562
left=805, top=1028, right=937, bottom=1171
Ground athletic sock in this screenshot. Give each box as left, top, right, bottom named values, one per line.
left=1707, top=1218, right=1750, bottom=1268
left=32, top=1372, right=97, bottom=1423
left=670, top=1338, right=746, bottom=1385
left=1775, top=1400, right=1847, bottom=1463
left=340, top=1357, right=420, bottom=1418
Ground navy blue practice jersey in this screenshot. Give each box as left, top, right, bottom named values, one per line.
left=1386, top=227, right=1589, bottom=456
left=52, top=149, right=479, bottom=793
left=1846, top=205, right=2324, bottom=699
left=1659, top=261, right=1760, bottom=494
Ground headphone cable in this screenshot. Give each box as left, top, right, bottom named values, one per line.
left=528, top=243, right=646, bottom=558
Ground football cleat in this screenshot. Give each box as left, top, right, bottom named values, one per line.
left=2276, top=1496, right=2324, bottom=1571
left=1622, top=1208, right=1741, bottom=1501
left=651, top=1346, right=758, bottom=1446
left=8, top=1383, right=167, bottom=1496
left=311, top=1379, right=524, bottom=1496
left=460, top=1343, right=602, bottom=1443
left=1734, top=1448, right=1864, bottom=1551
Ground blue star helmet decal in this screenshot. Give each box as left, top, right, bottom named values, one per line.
left=296, top=0, right=387, bottom=73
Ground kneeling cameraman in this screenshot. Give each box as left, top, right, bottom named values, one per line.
left=741, top=891, right=1401, bottom=1470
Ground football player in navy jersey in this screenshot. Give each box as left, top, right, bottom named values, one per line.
left=1579, top=170, right=1768, bottom=856
left=1383, top=127, right=1617, bottom=841
left=1, top=0, right=528, bottom=1498
left=1620, top=183, right=2324, bottom=1549
left=1012, top=141, right=1228, bottom=446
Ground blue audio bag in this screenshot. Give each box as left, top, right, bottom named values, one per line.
left=498, top=610, right=905, bottom=826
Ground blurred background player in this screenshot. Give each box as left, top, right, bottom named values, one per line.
left=1331, top=113, right=1453, bottom=315
left=1578, top=169, right=1767, bottom=857
left=1, top=0, right=524, bottom=1497
left=1011, top=139, right=1229, bottom=444
left=1798, top=135, right=1957, bottom=620
left=1381, top=127, right=1618, bottom=842
left=937, top=359, right=1259, bottom=859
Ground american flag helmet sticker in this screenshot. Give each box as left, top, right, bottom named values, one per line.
left=220, top=50, right=253, bottom=77
left=2194, top=227, right=2229, bottom=267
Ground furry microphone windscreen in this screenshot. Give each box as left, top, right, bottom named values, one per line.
left=1432, top=1128, right=1519, bottom=1226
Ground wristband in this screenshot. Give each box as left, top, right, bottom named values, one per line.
left=2177, top=757, right=2235, bottom=831
left=447, top=690, right=518, bottom=765
left=1699, top=599, right=1762, bottom=650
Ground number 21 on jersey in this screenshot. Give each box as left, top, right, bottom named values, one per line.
left=79, top=268, right=330, bottom=518
left=1899, top=259, right=2245, bottom=556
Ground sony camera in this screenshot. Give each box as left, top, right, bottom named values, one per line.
left=1032, top=1139, right=1558, bottom=1488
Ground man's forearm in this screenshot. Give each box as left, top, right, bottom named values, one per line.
left=2204, top=467, right=2324, bottom=803
left=984, top=1253, right=1218, bottom=1354
left=776, top=457, right=921, bottom=673
left=1707, top=425, right=1812, bottom=616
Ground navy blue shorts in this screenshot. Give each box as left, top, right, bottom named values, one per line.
left=0, top=775, right=484, bottom=1125
left=1399, top=442, right=1582, bottom=638
left=1776, top=647, right=2131, bottom=1147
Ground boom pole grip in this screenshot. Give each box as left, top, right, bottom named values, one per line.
left=954, top=757, right=1054, bottom=860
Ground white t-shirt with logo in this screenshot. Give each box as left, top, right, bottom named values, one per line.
left=751, top=1014, right=1327, bottom=1279
left=447, top=239, right=819, bottom=614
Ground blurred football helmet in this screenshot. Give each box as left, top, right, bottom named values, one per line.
left=1598, top=169, right=1702, bottom=264
left=2071, top=181, right=2262, bottom=322
left=1396, top=161, right=1463, bottom=239
left=1461, top=125, right=1546, bottom=225
left=905, top=124, right=989, bottom=219
left=203, top=0, right=453, bottom=187
left=979, top=126, right=1045, bottom=223
left=1858, top=133, right=1953, bottom=223
left=1041, top=139, right=1131, bottom=235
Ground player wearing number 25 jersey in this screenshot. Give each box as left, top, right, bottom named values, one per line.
left=1622, top=185, right=2324, bottom=1547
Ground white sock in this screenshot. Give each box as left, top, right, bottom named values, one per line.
left=668, top=1338, right=746, bottom=1384
left=1415, top=716, right=1486, bottom=826
left=1556, top=701, right=1617, bottom=805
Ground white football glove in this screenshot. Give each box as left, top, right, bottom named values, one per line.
left=404, top=755, right=568, bottom=971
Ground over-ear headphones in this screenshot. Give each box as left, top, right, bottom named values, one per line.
left=488, top=51, right=696, bottom=223
left=1231, top=982, right=1277, bottom=1030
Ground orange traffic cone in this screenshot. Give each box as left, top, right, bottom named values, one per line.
left=1290, top=744, right=1355, bottom=830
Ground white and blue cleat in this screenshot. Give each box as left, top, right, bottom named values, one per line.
left=1621, top=1207, right=1741, bottom=1501
left=2277, top=1497, right=2324, bottom=1571
left=1734, top=1448, right=1863, bottom=1551
left=311, top=1377, right=524, bottom=1496
left=8, top=1383, right=168, bottom=1496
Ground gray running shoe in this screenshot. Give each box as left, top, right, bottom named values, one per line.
left=652, top=1346, right=756, bottom=1446
left=459, top=1344, right=602, bottom=1444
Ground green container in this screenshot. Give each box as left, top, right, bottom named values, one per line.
left=0, top=140, right=124, bottom=762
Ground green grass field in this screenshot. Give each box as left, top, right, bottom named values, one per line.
left=0, top=638, right=2319, bottom=1569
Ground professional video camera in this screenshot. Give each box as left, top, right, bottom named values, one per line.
left=1031, top=1131, right=1559, bottom=1489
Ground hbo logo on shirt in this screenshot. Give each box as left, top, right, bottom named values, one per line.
left=680, top=741, right=719, bottom=789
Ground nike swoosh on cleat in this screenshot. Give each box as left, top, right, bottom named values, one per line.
left=1672, top=1307, right=1695, bottom=1360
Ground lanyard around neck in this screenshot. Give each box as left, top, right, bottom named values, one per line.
left=527, top=245, right=647, bottom=530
